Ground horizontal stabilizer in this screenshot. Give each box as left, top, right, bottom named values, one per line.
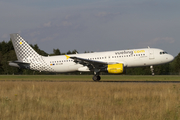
left=9, top=61, right=30, bottom=69
left=9, top=61, right=30, bottom=64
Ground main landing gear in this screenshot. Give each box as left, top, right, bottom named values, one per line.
left=92, top=75, right=101, bottom=81
left=92, top=70, right=101, bottom=81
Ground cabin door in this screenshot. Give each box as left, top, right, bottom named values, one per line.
left=149, top=49, right=154, bottom=59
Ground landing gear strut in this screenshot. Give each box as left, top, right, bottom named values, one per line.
left=150, top=66, right=155, bottom=76
left=92, top=75, right=101, bottom=81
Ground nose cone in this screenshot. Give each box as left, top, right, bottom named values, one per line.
left=167, top=54, right=174, bottom=62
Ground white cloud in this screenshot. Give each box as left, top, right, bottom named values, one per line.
left=62, top=21, right=72, bottom=27
left=95, top=12, right=120, bottom=18
left=43, top=22, right=52, bottom=27
left=95, top=12, right=109, bottom=17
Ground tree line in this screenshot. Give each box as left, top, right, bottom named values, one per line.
left=0, top=40, right=180, bottom=75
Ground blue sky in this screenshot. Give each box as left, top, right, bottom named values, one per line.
left=0, top=0, right=180, bottom=56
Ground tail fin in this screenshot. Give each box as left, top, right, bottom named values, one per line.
left=10, top=33, right=54, bottom=72
left=10, top=33, right=40, bottom=62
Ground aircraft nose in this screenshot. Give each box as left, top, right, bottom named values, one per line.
left=167, top=55, right=174, bottom=62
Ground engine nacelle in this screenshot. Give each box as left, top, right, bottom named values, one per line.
left=107, top=63, right=124, bottom=74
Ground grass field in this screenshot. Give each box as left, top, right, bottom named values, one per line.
left=0, top=75, right=180, bottom=120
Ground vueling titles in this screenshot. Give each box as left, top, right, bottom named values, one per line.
left=115, top=50, right=145, bottom=55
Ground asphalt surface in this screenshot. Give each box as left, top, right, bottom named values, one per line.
left=1, top=80, right=180, bottom=83
left=99, top=81, right=180, bottom=83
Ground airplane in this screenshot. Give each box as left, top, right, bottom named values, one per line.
left=9, top=33, right=174, bottom=81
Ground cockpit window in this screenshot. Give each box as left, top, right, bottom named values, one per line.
left=160, top=51, right=168, bottom=55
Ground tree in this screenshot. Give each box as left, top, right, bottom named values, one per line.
left=31, top=44, right=48, bottom=56
left=66, top=50, right=72, bottom=55
left=154, top=64, right=170, bottom=75
left=71, top=49, right=78, bottom=54
left=66, top=49, right=78, bottom=55
left=126, top=67, right=151, bottom=75
left=173, top=53, right=180, bottom=74
left=1, top=50, right=19, bottom=74
left=0, top=41, right=9, bottom=54
left=0, top=51, right=3, bottom=74
left=53, top=49, right=61, bottom=55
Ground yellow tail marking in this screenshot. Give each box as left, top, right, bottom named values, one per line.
left=65, top=55, right=70, bottom=60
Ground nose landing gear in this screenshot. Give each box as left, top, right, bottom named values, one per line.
left=150, top=66, right=155, bottom=76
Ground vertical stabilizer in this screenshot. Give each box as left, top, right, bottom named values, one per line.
left=10, top=33, right=40, bottom=62
left=10, top=33, right=54, bottom=72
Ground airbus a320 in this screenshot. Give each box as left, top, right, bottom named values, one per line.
left=9, top=33, right=174, bottom=81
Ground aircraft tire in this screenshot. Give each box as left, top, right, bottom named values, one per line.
left=92, top=75, right=101, bottom=81
left=152, top=73, right=155, bottom=76
left=97, top=75, right=101, bottom=81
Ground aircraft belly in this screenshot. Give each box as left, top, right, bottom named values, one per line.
left=51, top=64, right=81, bottom=72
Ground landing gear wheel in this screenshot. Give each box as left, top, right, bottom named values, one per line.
left=152, top=72, right=155, bottom=76
left=97, top=76, right=101, bottom=81
left=92, top=75, right=101, bottom=81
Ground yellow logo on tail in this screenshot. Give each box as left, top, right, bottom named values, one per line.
left=65, top=55, right=70, bottom=60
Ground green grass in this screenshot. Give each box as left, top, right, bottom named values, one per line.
left=0, top=75, right=180, bottom=81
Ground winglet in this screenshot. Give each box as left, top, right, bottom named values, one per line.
left=65, top=55, right=70, bottom=59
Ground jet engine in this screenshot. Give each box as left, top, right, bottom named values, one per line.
left=107, top=63, right=124, bottom=74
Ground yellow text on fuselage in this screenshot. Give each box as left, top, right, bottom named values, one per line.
left=133, top=50, right=145, bottom=54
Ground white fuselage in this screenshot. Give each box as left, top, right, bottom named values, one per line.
left=39, top=48, right=174, bottom=73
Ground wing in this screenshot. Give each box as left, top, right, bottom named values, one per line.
left=65, top=55, right=118, bottom=72
left=70, top=56, right=107, bottom=71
